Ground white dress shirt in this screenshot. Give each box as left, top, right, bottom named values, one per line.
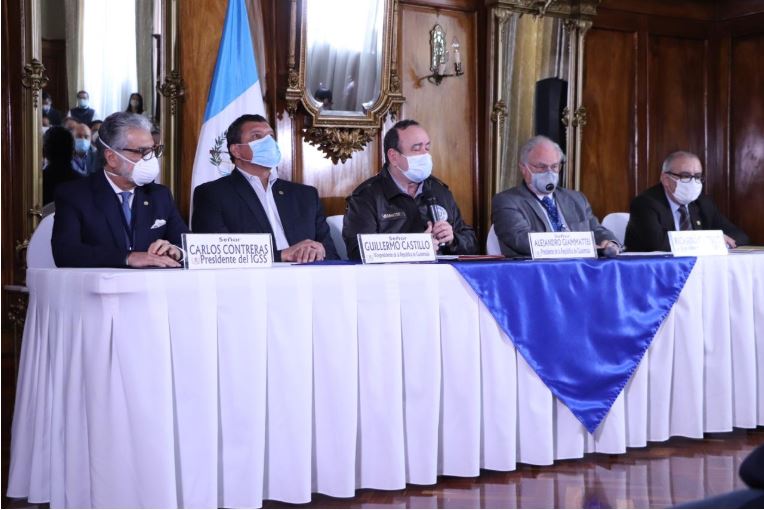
left=237, top=168, right=290, bottom=250
left=104, top=171, right=135, bottom=207
left=663, top=188, right=684, bottom=231
left=532, top=190, right=570, bottom=232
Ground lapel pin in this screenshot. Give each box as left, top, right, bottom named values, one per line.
left=695, top=220, right=701, bottom=225
left=278, top=190, right=284, bottom=195
left=144, top=201, right=149, bottom=206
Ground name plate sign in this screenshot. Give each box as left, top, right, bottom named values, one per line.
left=668, top=230, right=727, bottom=256
left=358, top=233, right=436, bottom=264
left=529, top=231, right=597, bottom=260
left=182, top=233, right=273, bottom=269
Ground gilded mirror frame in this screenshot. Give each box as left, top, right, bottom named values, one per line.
left=285, top=0, right=405, bottom=164
left=483, top=0, right=599, bottom=223
left=18, top=0, right=183, bottom=238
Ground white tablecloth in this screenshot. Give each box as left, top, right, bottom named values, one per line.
left=7, top=255, right=764, bottom=508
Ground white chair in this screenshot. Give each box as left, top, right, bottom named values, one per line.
left=326, top=214, right=347, bottom=260
left=486, top=224, right=502, bottom=255
left=601, top=212, right=630, bottom=245
left=27, top=213, right=57, bottom=268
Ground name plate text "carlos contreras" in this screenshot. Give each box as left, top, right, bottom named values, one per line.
left=668, top=230, right=728, bottom=256
left=182, top=233, right=273, bottom=269
left=529, top=231, right=597, bottom=260
left=358, top=233, right=436, bottom=264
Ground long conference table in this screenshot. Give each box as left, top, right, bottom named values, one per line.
left=7, top=254, right=764, bottom=508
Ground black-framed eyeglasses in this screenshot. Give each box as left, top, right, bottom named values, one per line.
left=120, top=144, right=164, bottom=160
left=666, top=172, right=704, bottom=183
left=527, top=161, right=564, bottom=173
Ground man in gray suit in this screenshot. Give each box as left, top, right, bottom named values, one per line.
left=492, top=135, right=619, bottom=257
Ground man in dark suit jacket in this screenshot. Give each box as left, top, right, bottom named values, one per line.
left=52, top=112, right=188, bottom=268
left=192, top=114, right=337, bottom=262
left=624, top=151, right=749, bottom=252
left=492, top=135, right=619, bottom=257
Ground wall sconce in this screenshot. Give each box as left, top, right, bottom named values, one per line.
left=426, top=24, right=463, bottom=85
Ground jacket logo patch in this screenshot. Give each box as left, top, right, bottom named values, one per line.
left=381, top=211, right=405, bottom=220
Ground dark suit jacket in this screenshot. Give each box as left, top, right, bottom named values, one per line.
left=492, top=183, right=617, bottom=256
left=52, top=170, right=189, bottom=267
left=191, top=169, right=338, bottom=261
left=624, top=183, right=750, bottom=252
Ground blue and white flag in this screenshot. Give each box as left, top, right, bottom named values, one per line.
left=190, top=0, right=266, bottom=196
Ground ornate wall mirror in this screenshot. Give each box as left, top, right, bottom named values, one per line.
left=19, top=0, right=182, bottom=234
left=483, top=0, right=599, bottom=216
left=286, top=0, right=405, bottom=164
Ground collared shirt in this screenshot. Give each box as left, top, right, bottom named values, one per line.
left=663, top=188, right=684, bottom=231
left=104, top=170, right=135, bottom=207
left=531, top=189, right=570, bottom=232
left=391, top=174, right=423, bottom=197
left=237, top=168, right=289, bottom=250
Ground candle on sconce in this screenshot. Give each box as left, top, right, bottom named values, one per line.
left=452, top=37, right=462, bottom=65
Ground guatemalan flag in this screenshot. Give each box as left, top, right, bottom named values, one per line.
left=190, top=0, right=266, bottom=196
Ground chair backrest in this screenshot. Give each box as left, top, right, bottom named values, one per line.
left=486, top=224, right=502, bottom=255
left=326, top=214, right=348, bottom=260
left=601, top=212, right=630, bottom=245
left=27, top=213, right=57, bottom=268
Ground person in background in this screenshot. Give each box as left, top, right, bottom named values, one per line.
left=52, top=112, right=187, bottom=268
left=125, top=92, right=145, bottom=116
left=42, top=92, right=62, bottom=126
left=62, top=116, right=79, bottom=132
left=71, top=122, right=98, bottom=176
left=42, top=126, right=82, bottom=205
left=41, top=113, right=51, bottom=134
left=314, top=87, right=333, bottom=110
left=624, top=151, right=749, bottom=251
left=492, top=135, right=619, bottom=257
left=342, top=119, right=478, bottom=260
left=90, top=119, right=103, bottom=143
left=67, top=90, right=97, bottom=125
left=151, top=123, right=161, bottom=148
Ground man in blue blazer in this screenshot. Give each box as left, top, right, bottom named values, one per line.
left=52, top=112, right=188, bottom=268
left=191, top=114, right=338, bottom=262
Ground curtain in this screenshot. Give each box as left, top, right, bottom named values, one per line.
left=82, top=0, right=138, bottom=120
left=64, top=0, right=84, bottom=108
left=305, top=0, right=383, bottom=112
left=135, top=0, right=155, bottom=122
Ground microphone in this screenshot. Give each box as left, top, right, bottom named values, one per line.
left=424, top=194, right=446, bottom=247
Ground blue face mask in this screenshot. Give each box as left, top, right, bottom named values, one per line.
left=245, top=135, right=281, bottom=168
left=75, top=138, right=91, bottom=154
left=531, top=170, right=559, bottom=194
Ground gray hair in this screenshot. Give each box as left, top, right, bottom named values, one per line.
left=96, top=112, right=152, bottom=170
left=661, top=151, right=700, bottom=173
left=519, top=135, right=566, bottom=165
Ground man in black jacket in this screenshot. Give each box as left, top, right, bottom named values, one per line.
left=624, top=151, right=749, bottom=252
left=343, top=119, right=478, bottom=260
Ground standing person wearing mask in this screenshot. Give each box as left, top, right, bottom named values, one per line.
left=71, top=122, right=98, bottom=175
left=42, top=92, right=62, bottom=126
left=125, top=92, right=147, bottom=117
left=342, top=119, right=478, bottom=260
left=52, top=112, right=188, bottom=268
left=191, top=114, right=338, bottom=262
left=624, top=151, right=749, bottom=251
left=492, top=135, right=619, bottom=257
left=67, top=90, right=98, bottom=125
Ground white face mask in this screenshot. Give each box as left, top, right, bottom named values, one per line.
left=672, top=179, right=702, bottom=205
left=101, top=139, right=160, bottom=186
left=398, top=153, right=433, bottom=183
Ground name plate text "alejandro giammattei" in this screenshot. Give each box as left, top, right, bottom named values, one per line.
left=358, top=233, right=436, bottom=264
left=668, top=230, right=728, bottom=256
left=182, top=233, right=273, bottom=269
left=529, top=231, right=597, bottom=260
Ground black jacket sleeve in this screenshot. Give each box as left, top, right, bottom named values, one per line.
left=191, top=184, right=230, bottom=234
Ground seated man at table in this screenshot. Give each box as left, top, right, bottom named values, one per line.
left=192, top=114, right=337, bottom=263
left=342, top=119, right=478, bottom=260
left=624, top=151, right=750, bottom=252
left=492, top=135, right=619, bottom=257
left=52, top=112, right=188, bottom=268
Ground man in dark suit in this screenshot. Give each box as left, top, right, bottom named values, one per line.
left=492, top=135, right=619, bottom=257
left=52, top=112, right=188, bottom=268
left=624, top=151, right=749, bottom=252
left=67, top=90, right=98, bottom=125
left=191, top=114, right=337, bottom=263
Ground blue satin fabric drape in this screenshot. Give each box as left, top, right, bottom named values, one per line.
left=452, top=257, right=696, bottom=433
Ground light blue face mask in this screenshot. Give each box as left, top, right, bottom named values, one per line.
left=245, top=135, right=281, bottom=168
left=75, top=138, right=91, bottom=154
left=399, top=153, right=433, bottom=183
left=531, top=170, right=559, bottom=194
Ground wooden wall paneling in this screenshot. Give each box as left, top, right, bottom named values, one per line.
left=41, top=39, right=67, bottom=115
left=580, top=27, right=637, bottom=219
left=398, top=3, right=477, bottom=226
left=729, top=33, right=764, bottom=244
left=646, top=35, right=708, bottom=187
left=598, top=0, right=715, bottom=21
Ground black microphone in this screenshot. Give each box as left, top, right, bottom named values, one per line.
left=424, top=194, right=446, bottom=247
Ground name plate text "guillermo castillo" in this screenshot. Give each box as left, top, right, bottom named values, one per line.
left=358, top=233, right=436, bottom=264
left=668, top=230, right=728, bottom=256
left=182, top=233, right=273, bottom=269
left=529, top=231, right=597, bottom=260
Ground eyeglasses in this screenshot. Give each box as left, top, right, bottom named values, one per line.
left=527, top=161, right=563, bottom=173
left=666, top=172, right=704, bottom=183
left=120, top=144, right=164, bottom=160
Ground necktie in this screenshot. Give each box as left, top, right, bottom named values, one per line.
left=540, top=196, right=564, bottom=232
left=119, top=191, right=132, bottom=226
left=678, top=205, right=692, bottom=231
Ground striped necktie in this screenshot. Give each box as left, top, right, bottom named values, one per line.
left=678, top=205, right=692, bottom=231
